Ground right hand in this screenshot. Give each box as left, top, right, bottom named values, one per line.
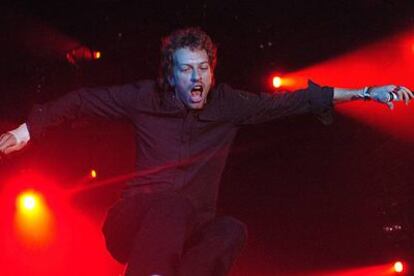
left=0, top=132, right=27, bottom=156
left=368, top=85, right=413, bottom=110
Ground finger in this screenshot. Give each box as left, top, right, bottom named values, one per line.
left=0, top=134, right=18, bottom=154
left=389, top=86, right=401, bottom=101
left=4, top=146, right=17, bottom=155
left=0, top=133, right=13, bottom=142
left=398, top=88, right=411, bottom=105
left=400, top=86, right=414, bottom=100
left=387, top=101, right=394, bottom=110
left=403, top=92, right=411, bottom=105
left=0, top=134, right=10, bottom=157
left=0, top=136, right=7, bottom=152
left=0, top=134, right=12, bottom=149
left=390, top=85, right=399, bottom=93
left=0, top=133, right=7, bottom=145
left=397, top=90, right=409, bottom=104
left=3, top=142, right=26, bottom=155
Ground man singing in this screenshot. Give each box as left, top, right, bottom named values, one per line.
left=0, top=27, right=412, bottom=276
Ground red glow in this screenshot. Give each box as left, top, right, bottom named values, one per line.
left=16, top=15, right=80, bottom=60
left=270, top=74, right=299, bottom=91
left=283, top=31, right=414, bottom=142
left=0, top=170, right=123, bottom=275
left=66, top=46, right=101, bottom=64
left=313, top=262, right=407, bottom=276
left=15, top=190, right=54, bottom=247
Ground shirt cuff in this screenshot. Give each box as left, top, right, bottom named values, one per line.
left=8, top=123, right=31, bottom=144
left=307, top=80, right=334, bottom=125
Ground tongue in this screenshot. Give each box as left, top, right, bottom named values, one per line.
left=191, top=91, right=203, bottom=103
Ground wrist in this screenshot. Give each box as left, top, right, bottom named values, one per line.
left=350, top=87, right=370, bottom=101
left=361, top=86, right=371, bottom=100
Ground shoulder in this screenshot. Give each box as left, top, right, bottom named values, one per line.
left=211, top=83, right=241, bottom=99
left=210, top=83, right=259, bottom=104
left=96, top=79, right=161, bottom=111
left=122, top=80, right=158, bottom=96
left=212, top=83, right=236, bottom=95
left=116, top=79, right=160, bottom=103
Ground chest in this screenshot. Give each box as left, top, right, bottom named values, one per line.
left=132, top=111, right=236, bottom=152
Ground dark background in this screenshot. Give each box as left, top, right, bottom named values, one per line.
left=1, top=1, right=414, bottom=275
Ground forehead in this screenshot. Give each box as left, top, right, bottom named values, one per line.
left=173, top=48, right=209, bottom=65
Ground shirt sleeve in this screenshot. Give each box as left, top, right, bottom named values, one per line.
left=26, top=82, right=142, bottom=140
left=217, top=80, right=334, bottom=125
left=8, top=123, right=31, bottom=144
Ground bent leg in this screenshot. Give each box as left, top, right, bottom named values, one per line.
left=125, top=193, right=196, bottom=276
left=178, top=216, right=247, bottom=276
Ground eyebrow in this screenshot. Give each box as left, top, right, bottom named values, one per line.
left=177, top=61, right=209, bottom=67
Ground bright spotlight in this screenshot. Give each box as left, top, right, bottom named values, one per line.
left=23, top=195, right=36, bottom=210
left=272, top=76, right=282, bottom=88
left=93, top=51, right=101, bottom=60
left=90, top=169, right=97, bottom=179
left=15, top=189, right=54, bottom=246
left=66, top=46, right=102, bottom=64
left=18, top=191, right=40, bottom=213
left=394, top=261, right=404, bottom=273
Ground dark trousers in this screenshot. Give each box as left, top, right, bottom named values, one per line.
left=102, top=191, right=247, bottom=276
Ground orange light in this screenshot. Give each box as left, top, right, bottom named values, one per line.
left=15, top=189, right=54, bottom=246
left=93, top=51, right=101, bottom=59
left=90, top=169, right=97, bottom=178
left=18, top=191, right=40, bottom=213
left=272, top=76, right=282, bottom=88
left=394, top=261, right=404, bottom=273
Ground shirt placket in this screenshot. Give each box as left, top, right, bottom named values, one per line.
left=177, top=111, right=194, bottom=188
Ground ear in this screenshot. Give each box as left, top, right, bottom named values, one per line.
left=168, top=73, right=175, bottom=87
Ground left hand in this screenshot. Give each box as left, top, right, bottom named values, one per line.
left=369, top=85, right=413, bottom=110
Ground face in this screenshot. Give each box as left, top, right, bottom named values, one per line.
left=169, top=47, right=213, bottom=109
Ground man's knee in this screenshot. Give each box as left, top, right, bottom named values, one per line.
left=215, top=216, right=247, bottom=247
left=148, top=193, right=195, bottom=222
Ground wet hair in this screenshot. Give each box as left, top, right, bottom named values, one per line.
left=159, top=27, right=217, bottom=92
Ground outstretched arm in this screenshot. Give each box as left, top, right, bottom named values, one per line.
left=333, top=85, right=413, bottom=109
left=0, top=81, right=147, bottom=157
left=213, top=82, right=413, bottom=127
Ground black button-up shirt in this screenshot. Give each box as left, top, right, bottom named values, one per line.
left=27, top=80, right=333, bottom=215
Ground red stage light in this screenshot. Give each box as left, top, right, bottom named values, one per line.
left=90, top=169, right=97, bottom=178
left=394, top=261, right=404, bottom=273
left=22, top=194, right=36, bottom=210
left=270, top=74, right=301, bottom=90
left=66, top=46, right=101, bottom=64
left=18, top=191, right=40, bottom=213
left=272, top=76, right=282, bottom=88
left=15, top=189, right=54, bottom=246
left=93, top=51, right=101, bottom=60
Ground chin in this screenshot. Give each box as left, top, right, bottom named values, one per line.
left=188, top=102, right=205, bottom=110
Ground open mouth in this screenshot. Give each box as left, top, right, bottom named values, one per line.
left=190, top=85, right=204, bottom=103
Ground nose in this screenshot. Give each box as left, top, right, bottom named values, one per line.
left=191, top=69, right=201, bottom=82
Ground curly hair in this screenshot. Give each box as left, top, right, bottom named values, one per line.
left=158, top=27, right=217, bottom=92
